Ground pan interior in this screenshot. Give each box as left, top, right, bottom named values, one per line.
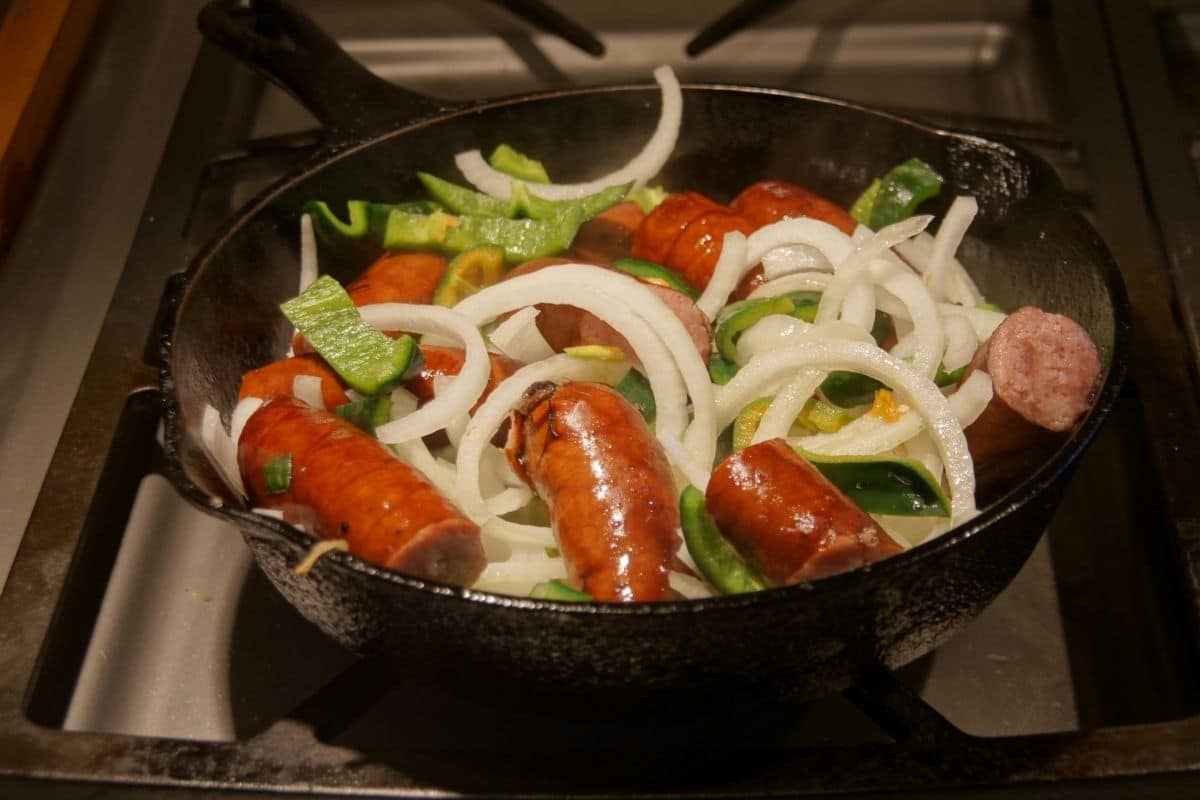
left=170, top=84, right=1120, bottom=528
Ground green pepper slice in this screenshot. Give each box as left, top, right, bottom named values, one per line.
left=680, top=486, right=769, bottom=595
left=610, top=258, right=698, bottom=299
left=796, top=448, right=951, bottom=517
left=511, top=181, right=631, bottom=221
left=281, top=275, right=423, bottom=396
left=418, top=172, right=511, bottom=217
left=488, top=144, right=551, bottom=184
left=708, top=353, right=739, bottom=385
left=851, top=158, right=944, bottom=229
left=433, top=246, right=506, bottom=306
left=263, top=453, right=293, bottom=494
left=443, top=205, right=586, bottom=263
left=335, top=396, right=393, bottom=434
left=731, top=396, right=854, bottom=451
left=715, top=296, right=796, bottom=362
left=614, top=368, right=655, bottom=422
left=530, top=579, right=592, bottom=601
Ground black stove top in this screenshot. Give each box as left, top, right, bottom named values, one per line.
left=2, top=1, right=1200, bottom=796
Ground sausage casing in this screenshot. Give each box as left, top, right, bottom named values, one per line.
left=239, top=396, right=486, bottom=585
left=730, top=179, right=858, bottom=235
left=506, top=381, right=685, bottom=602
left=239, top=354, right=350, bottom=410
left=706, top=439, right=902, bottom=584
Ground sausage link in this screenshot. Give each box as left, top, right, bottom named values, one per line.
left=239, top=396, right=486, bottom=585
left=239, top=354, right=350, bottom=410
left=566, top=201, right=645, bottom=264
left=630, top=191, right=722, bottom=266
left=663, top=208, right=756, bottom=292
left=404, top=345, right=523, bottom=410
left=730, top=179, right=857, bottom=234
left=506, top=381, right=685, bottom=602
left=346, top=251, right=448, bottom=306
left=965, top=306, right=1101, bottom=496
left=706, top=439, right=902, bottom=584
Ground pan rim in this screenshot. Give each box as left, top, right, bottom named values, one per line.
left=158, top=79, right=1131, bottom=617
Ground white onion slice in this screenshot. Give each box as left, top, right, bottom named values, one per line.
left=815, top=215, right=932, bottom=326
left=391, top=437, right=459, bottom=500
left=745, top=217, right=853, bottom=269
left=938, top=302, right=1006, bottom=342
left=696, top=230, right=748, bottom=320
left=359, top=304, right=490, bottom=445
left=895, top=232, right=984, bottom=307
left=747, top=272, right=832, bottom=300
left=388, top=387, right=419, bottom=420
left=712, top=339, right=977, bottom=518
left=659, top=433, right=710, bottom=491
left=455, top=65, right=682, bottom=201
left=229, top=397, right=263, bottom=446
left=299, top=213, right=317, bottom=294
left=669, top=571, right=714, bottom=599
left=473, top=547, right=568, bottom=595
left=761, top=243, right=834, bottom=279
left=736, top=314, right=811, bottom=364
left=941, top=314, right=979, bottom=372
left=291, top=374, right=325, bottom=410
left=201, top=404, right=244, bottom=500
left=925, top=196, right=978, bottom=299
left=869, top=258, right=943, bottom=379
left=488, top=306, right=554, bottom=362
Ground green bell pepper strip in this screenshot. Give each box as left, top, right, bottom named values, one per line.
left=418, top=172, right=511, bottom=217
left=489, top=144, right=551, bottom=184
left=731, top=396, right=853, bottom=451
left=263, top=454, right=293, bottom=494
left=304, top=200, right=441, bottom=240
left=795, top=448, right=951, bottom=517
left=281, top=275, right=423, bottom=396
left=851, top=158, right=944, bottom=229
left=614, top=368, right=655, bottom=422
left=708, top=353, right=740, bottom=385
left=820, top=360, right=966, bottom=408
left=442, top=205, right=587, bottom=263
left=680, top=486, right=769, bottom=595
left=335, top=396, right=393, bottom=434
left=530, top=579, right=592, bottom=601
left=715, top=295, right=797, bottom=362
left=511, top=181, right=631, bottom=221
left=610, top=257, right=698, bottom=299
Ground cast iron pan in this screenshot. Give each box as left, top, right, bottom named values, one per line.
left=159, top=0, right=1130, bottom=709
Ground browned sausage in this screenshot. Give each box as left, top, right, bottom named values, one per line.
left=403, top=345, right=523, bottom=410
left=506, top=381, right=686, bottom=602
left=730, top=179, right=857, bottom=235
left=566, top=201, right=645, bottom=264
left=966, top=306, right=1102, bottom=495
left=239, top=396, right=486, bottom=585
left=345, top=251, right=448, bottom=306
left=239, top=354, right=350, bottom=410
left=630, top=191, right=723, bottom=266
left=663, top=208, right=756, bottom=292
left=293, top=251, right=448, bottom=354
left=706, top=439, right=903, bottom=584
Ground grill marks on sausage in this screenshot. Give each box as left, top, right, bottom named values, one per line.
left=506, top=381, right=686, bottom=602
left=706, top=439, right=903, bottom=584
left=239, top=396, right=486, bottom=585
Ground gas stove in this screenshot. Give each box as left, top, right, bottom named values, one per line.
left=2, top=1, right=1199, bottom=796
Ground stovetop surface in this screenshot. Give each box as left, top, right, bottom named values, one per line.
left=2, top=1, right=1200, bottom=797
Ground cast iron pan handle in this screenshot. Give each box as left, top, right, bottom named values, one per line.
left=198, top=0, right=455, bottom=143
